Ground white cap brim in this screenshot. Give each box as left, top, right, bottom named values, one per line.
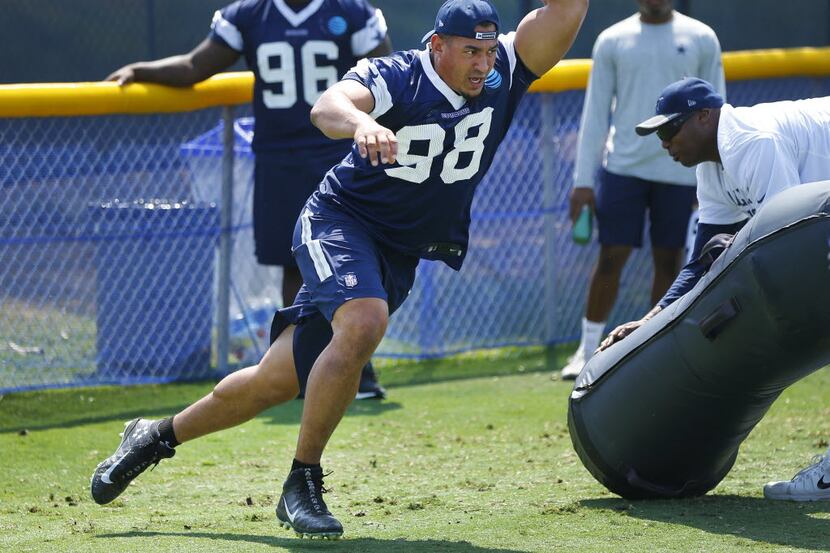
left=421, top=30, right=436, bottom=43
left=635, top=112, right=683, bottom=136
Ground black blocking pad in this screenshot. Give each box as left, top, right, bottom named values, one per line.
left=568, top=180, right=830, bottom=499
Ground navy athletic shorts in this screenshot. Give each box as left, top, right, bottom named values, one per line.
left=595, top=169, right=697, bottom=249
left=270, top=193, right=419, bottom=394
left=252, top=144, right=347, bottom=267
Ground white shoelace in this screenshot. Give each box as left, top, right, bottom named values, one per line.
left=787, top=454, right=830, bottom=491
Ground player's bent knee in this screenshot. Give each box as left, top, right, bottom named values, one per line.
left=341, top=312, right=387, bottom=350
left=333, top=299, right=388, bottom=345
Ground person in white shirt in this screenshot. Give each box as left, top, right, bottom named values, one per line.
left=561, top=0, right=724, bottom=380
left=606, top=76, right=830, bottom=501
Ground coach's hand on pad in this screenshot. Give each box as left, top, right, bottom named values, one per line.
left=355, top=121, right=398, bottom=167
left=598, top=319, right=645, bottom=351
left=597, top=305, right=663, bottom=352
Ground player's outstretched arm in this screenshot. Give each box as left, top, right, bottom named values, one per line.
left=311, top=80, right=397, bottom=167
left=514, top=0, right=589, bottom=77
left=105, top=38, right=239, bottom=87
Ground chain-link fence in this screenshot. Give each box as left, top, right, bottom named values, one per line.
left=1, top=107, right=242, bottom=390
left=2, top=76, right=829, bottom=392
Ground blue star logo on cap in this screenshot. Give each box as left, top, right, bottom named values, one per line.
left=484, top=69, right=502, bottom=89
left=328, top=16, right=347, bottom=36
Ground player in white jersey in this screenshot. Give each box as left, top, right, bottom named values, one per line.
left=91, top=0, right=589, bottom=538
left=561, top=0, right=724, bottom=380
left=604, top=76, right=830, bottom=501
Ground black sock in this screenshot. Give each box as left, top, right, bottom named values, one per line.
left=155, top=417, right=180, bottom=448
left=291, top=458, right=320, bottom=472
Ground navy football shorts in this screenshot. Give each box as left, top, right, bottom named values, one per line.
left=270, top=193, right=419, bottom=395
left=252, top=145, right=347, bottom=267
left=595, top=169, right=697, bottom=249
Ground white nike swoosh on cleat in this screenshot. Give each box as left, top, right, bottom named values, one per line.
left=100, top=454, right=127, bottom=485
left=283, top=498, right=298, bottom=523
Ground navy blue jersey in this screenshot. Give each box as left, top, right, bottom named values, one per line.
left=318, top=33, right=537, bottom=270
left=210, top=0, right=387, bottom=153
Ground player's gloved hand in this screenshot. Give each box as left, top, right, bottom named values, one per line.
left=569, top=186, right=595, bottom=223
left=105, top=66, right=137, bottom=86
left=355, top=121, right=398, bottom=167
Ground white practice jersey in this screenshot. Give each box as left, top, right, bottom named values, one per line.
left=573, top=11, right=724, bottom=188
left=697, top=97, right=830, bottom=224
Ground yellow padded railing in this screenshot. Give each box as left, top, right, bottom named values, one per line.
left=529, top=46, right=830, bottom=93
left=1, top=47, right=828, bottom=118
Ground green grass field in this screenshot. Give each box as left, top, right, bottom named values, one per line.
left=2, top=349, right=829, bottom=552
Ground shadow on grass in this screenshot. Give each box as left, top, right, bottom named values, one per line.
left=0, top=381, right=217, bottom=434
left=0, top=344, right=573, bottom=434
left=0, top=389, right=403, bottom=434
left=374, top=345, right=568, bottom=390
left=581, top=495, right=830, bottom=551
left=259, top=398, right=404, bottom=427
left=95, top=531, right=525, bottom=552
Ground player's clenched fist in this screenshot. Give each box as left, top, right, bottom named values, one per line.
left=355, top=122, right=398, bottom=167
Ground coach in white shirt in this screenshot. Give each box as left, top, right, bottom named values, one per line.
left=562, top=0, right=724, bottom=380
left=606, top=76, right=830, bottom=502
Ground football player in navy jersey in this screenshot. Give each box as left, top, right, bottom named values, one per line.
left=92, top=0, right=588, bottom=539
left=105, top=0, right=390, bottom=399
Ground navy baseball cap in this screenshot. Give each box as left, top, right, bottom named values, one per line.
left=635, top=77, right=725, bottom=136
left=421, top=0, right=500, bottom=43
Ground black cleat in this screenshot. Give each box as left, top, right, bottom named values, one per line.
left=276, top=467, right=343, bottom=539
left=356, top=363, right=386, bottom=400
left=90, top=418, right=175, bottom=505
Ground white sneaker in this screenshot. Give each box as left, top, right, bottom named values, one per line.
left=763, top=453, right=830, bottom=501
left=560, top=349, right=587, bottom=381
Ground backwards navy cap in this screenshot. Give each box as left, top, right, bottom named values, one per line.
left=421, top=0, right=501, bottom=43
left=635, top=77, right=725, bottom=136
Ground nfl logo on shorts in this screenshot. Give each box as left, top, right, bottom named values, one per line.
left=344, top=273, right=359, bottom=288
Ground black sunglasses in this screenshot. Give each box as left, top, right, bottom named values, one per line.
left=656, top=112, right=696, bottom=142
